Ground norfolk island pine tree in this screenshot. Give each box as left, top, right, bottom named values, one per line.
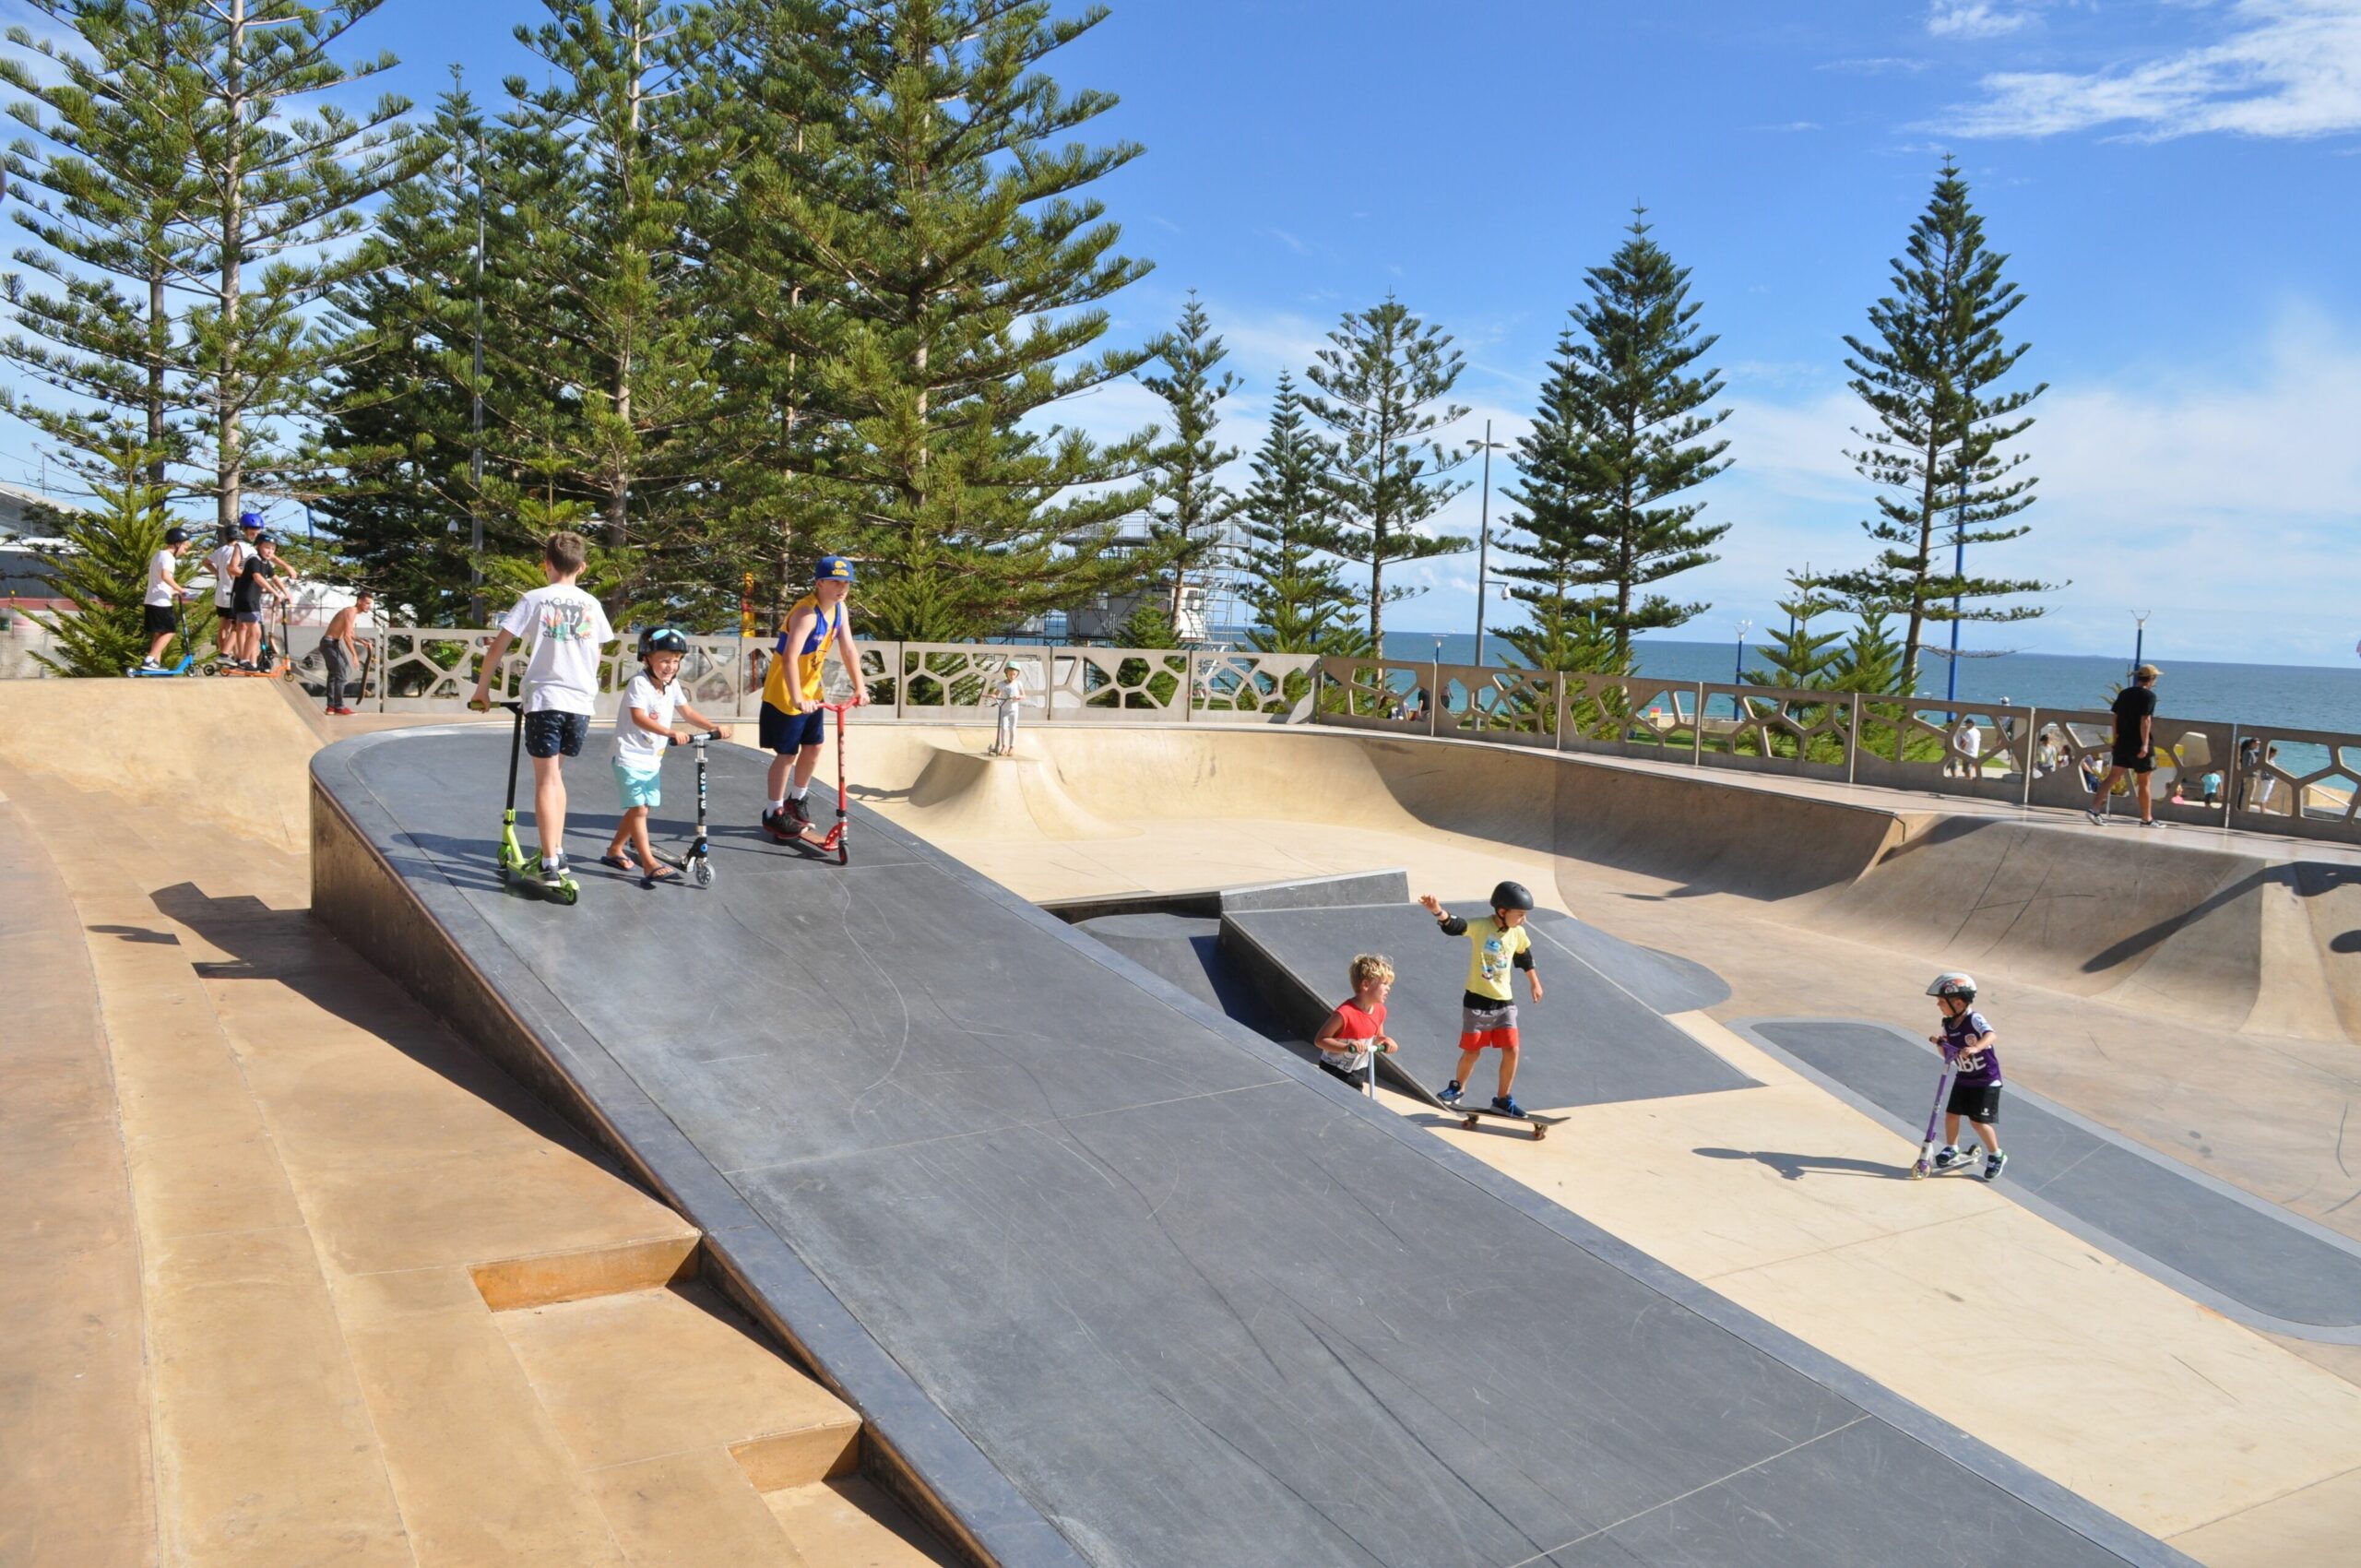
left=1826, top=159, right=2054, bottom=708
left=1138, top=291, right=1242, bottom=639
left=1237, top=373, right=1363, bottom=711
left=1300, top=295, right=1470, bottom=651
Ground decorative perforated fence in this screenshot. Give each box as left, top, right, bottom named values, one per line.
left=1696, top=684, right=1857, bottom=782
left=1852, top=696, right=2035, bottom=805
left=1302, top=654, right=2361, bottom=845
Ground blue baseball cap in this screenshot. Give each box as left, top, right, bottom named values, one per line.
left=813, top=555, right=855, bottom=584
left=237, top=510, right=264, bottom=530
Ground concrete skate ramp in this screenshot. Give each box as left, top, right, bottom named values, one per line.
left=1743, top=1020, right=2361, bottom=1342
left=1225, top=904, right=1750, bottom=1111
left=314, top=728, right=2186, bottom=1568
left=0, top=676, right=320, bottom=852
left=1070, top=910, right=1303, bottom=1044
left=850, top=726, right=2355, bottom=1043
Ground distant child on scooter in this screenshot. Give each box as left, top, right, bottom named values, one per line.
left=988, top=661, right=1026, bottom=755
left=603, top=626, right=731, bottom=885
left=138, top=527, right=194, bottom=670
left=467, top=530, right=613, bottom=892
left=760, top=555, right=868, bottom=840
left=230, top=532, right=293, bottom=667
left=1420, top=882, right=1545, bottom=1118
left=1313, top=953, right=1397, bottom=1092
left=1927, top=971, right=2007, bottom=1181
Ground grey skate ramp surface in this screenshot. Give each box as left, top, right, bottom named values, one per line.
left=312, top=728, right=2188, bottom=1568
left=1227, top=903, right=1748, bottom=1111
left=1745, top=1019, right=2361, bottom=1342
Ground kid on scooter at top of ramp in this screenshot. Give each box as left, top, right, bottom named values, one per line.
left=603, top=626, right=731, bottom=885
left=1421, top=883, right=1545, bottom=1119
left=467, top=530, right=612, bottom=893
left=1928, top=971, right=2009, bottom=1182
left=760, top=555, right=868, bottom=841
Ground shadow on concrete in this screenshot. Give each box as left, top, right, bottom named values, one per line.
left=1694, top=1146, right=1913, bottom=1182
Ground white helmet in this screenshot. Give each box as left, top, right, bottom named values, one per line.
left=1926, top=971, right=1977, bottom=1002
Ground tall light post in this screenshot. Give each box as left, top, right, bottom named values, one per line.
left=1732, top=618, right=1751, bottom=685
left=2132, top=610, right=2150, bottom=676
left=468, top=113, right=487, bottom=627
left=1467, top=420, right=1508, bottom=669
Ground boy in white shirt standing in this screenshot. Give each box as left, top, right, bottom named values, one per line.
left=139, top=527, right=194, bottom=669
left=602, top=626, right=730, bottom=885
left=206, top=514, right=259, bottom=662
left=987, top=661, right=1026, bottom=755
left=467, top=531, right=613, bottom=890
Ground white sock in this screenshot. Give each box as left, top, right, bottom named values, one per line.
left=789, top=784, right=808, bottom=801
left=768, top=798, right=784, bottom=813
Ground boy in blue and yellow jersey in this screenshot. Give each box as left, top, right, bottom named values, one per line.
left=760, top=555, right=867, bottom=839
left=1418, top=882, right=1545, bottom=1118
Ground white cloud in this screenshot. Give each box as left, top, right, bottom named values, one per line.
left=1928, top=3, right=2035, bottom=40
left=1942, top=0, right=2361, bottom=139
left=1818, top=56, right=1936, bottom=75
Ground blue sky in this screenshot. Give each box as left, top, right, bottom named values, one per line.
left=6, top=0, right=2359, bottom=663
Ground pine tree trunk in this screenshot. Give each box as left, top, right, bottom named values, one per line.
left=147, top=262, right=168, bottom=491
left=1904, top=446, right=1937, bottom=695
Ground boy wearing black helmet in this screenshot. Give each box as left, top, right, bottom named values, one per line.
left=1418, top=881, right=1546, bottom=1118
left=1927, top=970, right=2007, bottom=1181
left=604, top=626, right=731, bottom=885
left=139, top=526, right=194, bottom=669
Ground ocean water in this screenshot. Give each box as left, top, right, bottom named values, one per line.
left=1374, top=633, right=2361, bottom=741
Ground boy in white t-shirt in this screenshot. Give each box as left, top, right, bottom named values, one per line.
left=467, top=530, right=614, bottom=889
left=602, top=626, right=730, bottom=885
left=206, top=514, right=259, bottom=661
left=987, top=661, right=1026, bottom=755
left=139, top=527, right=194, bottom=668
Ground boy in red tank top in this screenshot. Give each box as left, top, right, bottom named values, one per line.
left=1313, top=954, right=1397, bottom=1093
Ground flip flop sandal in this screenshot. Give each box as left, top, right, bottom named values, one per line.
left=599, top=853, right=637, bottom=873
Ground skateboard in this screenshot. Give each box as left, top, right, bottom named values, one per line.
left=1444, top=1101, right=1569, bottom=1141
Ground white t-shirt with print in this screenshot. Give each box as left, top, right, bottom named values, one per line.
left=614, top=672, right=683, bottom=766
left=496, top=584, right=613, bottom=715
left=208, top=541, right=247, bottom=607
left=992, top=677, right=1025, bottom=711
left=145, top=549, right=179, bottom=607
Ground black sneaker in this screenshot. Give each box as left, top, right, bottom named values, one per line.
left=761, top=807, right=791, bottom=842
left=1982, top=1149, right=2008, bottom=1182
left=786, top=794, right=812, bottom=827
left=540, top=855, right=567, bottom=889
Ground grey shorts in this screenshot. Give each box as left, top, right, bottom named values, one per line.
left=1459, top=1001, right=1519, bottom=1047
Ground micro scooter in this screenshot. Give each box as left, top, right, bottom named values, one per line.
left=682, top=731, right=715, bottom=887
left=485, top=699, right=579, bottom=906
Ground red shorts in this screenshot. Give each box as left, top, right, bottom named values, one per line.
left=1457, top=1002, right=1519, bottom=1051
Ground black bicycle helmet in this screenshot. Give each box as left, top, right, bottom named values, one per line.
left=1489, top=880, right=1536, bottom=912
left=637, top=625, right=690, bottom=658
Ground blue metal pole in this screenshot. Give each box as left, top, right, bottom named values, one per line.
left=1946, top=530, right=1964, bottom=702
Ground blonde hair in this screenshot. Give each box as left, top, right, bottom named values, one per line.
left=1348, top=953, right=1394, bottom=989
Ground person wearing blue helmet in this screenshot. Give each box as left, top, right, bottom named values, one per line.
left=759, top=555, right=867, bottom=839
left=603, top=625, right=731, bottom=884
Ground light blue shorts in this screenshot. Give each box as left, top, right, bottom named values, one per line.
left=612, top=756, right=663, bottom=810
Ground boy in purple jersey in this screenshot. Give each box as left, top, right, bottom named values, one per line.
left=1927, top=971, right=2007, bottom=1182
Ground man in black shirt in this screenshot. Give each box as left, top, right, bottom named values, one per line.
left=2087, top=662, right=2162, bottom=828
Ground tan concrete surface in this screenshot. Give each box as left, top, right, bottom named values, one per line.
left=0, top=681, right=942, bottom=1568
left=0, top=801, right=154, bottom=1568
left=762, top=1477, right=958, bottom=1567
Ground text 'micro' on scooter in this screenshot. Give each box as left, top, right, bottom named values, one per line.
left=489, top=698, right=580, bottom=906
left=683, top=731, right=714, bottom=887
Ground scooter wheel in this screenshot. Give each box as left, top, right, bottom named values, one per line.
left=552, top=881, right=579, bottom=907
left=691, top=859, right=713, bottom=888
left=836, top=839, right=848, bottom=867
left=498, top=863, right=513, bottom=885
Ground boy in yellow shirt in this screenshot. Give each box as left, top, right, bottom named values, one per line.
left=758, top=555, right=867, bottom=838
left=1418, top=882, right=1545, bottom=1117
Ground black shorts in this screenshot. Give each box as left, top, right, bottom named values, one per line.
left=143, top=603, right=177, bottom=635
left=523, top=709, right=591, bottom=759
left=759, top=704, right=827, bottom=754
left=2109, top=742, right=2153, bottom=773
left=1316, top=1058, right=1371, bottom=1089
left=1947, top=1080, right=2001, bottom=1123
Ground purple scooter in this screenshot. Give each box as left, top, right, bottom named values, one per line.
left=1908, top=1048, right=1963, bottom=1180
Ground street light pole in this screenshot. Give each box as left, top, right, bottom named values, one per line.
left=1469, top=420, right=1505, bottom=669
left=1733, top=619, right=1751, bottom=685
left=2132, top=610, right=2150, bottom=675
left=468, top=124, right=487, bottom=627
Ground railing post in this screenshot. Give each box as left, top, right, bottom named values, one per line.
left=1553, top=672, right=1568, bottom=753
left=1428, top=660, right=1441, bottom=739
left=1845, top=694, right=1860, bottom=785
left=1688, top=683, right=1703, bottom=766
left=2020, top=707, right=2039, bottom=806
left=1185, top=648, right=1198, bottom=723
